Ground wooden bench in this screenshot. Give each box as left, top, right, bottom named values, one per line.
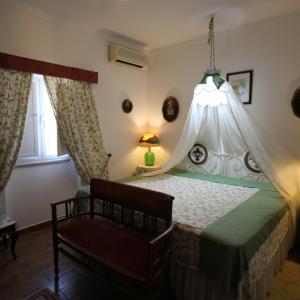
left=51, top=179, right=174, bottom=295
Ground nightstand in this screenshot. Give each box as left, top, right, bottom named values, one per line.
left=134, top=165, right=161, bottom=175
left=0, top=215, right=18, bottom=259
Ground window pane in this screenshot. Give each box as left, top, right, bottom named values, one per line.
left=17, top=74, right=67, bottom=165
left=18, top=81, right=39, bottom=158
left=40, top=79, right=57, bottom=157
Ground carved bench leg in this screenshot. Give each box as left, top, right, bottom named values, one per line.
left=52, top=205, right=59, bottom=280
left=53, top=239, right=59, bottom=280
left=2, top=234, right=8, bottom=248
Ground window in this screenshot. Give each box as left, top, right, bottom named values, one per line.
left=17, top=74, right=68, bottom=166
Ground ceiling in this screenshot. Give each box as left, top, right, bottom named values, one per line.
left=12, top=0, right=300, bottom=51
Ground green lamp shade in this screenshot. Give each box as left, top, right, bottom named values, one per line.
left=199, top=70, right=225, bottom=89
left=139, top=133, right=159, bottom=166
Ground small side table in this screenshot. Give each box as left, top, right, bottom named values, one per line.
left=134, top=165, right=161, bottom=176
left=0, top=215, right=18, bottom=259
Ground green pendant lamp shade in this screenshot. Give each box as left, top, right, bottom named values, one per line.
left=139, top=133, right=160, bottom=166
left=200, top=70, right=225, bottom=89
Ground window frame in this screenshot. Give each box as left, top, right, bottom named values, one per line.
left=16, top=74, right=69, bottom=167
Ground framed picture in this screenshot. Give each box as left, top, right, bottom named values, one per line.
left=226, top=70, right=253, bottom=104
left=162, top=96, right=179, bottom=122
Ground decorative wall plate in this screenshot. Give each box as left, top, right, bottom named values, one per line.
left=122, top=99, right=133, bottom=113
left=291, top=87, right=300, bottom=118
left=188, top=144, right=208, bottom=165
left=244, top=152, right=261, bottom=173
left=162, top=96, right=179, bottom=122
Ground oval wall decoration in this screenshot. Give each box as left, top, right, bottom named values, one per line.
left=162, top=96, right=179, bottom=122
left=188, top=144, right=208, bottom=165
left=244, top=152, right=261, bottom=173
left=122, top=99, right=133, bottom=113
left=291, top=87, right=300, bottom=118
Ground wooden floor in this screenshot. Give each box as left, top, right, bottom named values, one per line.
left=0, top=224, right=299, bottom=300
left=0, top=225, right=173, bottom=300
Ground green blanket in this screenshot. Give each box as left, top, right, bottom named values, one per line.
left=170, top=170, right=288, bottom=291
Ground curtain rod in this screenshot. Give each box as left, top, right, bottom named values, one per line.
left=0, top=52, right=98, bottom=84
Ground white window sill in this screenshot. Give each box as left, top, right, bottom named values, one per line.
left=16, top=156, right=70, bottom=168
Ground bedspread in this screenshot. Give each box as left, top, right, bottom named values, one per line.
left=125, top=171, right=288, bottom=292
left=126, top=173, right=260, bottom=270
left=127, top=174, right=259, bottom=232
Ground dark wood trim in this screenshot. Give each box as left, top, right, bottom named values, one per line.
left=18, top=220, right=53, bottom=235
left=0, top=52, right=98, bottom=84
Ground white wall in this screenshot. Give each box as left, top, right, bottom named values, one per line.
left=0, top=1, right=148, bottom=228
left=148, top=13, right=300, bottom=166
left=0, top=1, right=148, bottom=179
left=2, top=2, right=300, bottom=229
left=5, top=162, right=79, bottom=228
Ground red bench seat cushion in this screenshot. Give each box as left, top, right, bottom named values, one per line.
left=58, top=219, right=153, bottom=280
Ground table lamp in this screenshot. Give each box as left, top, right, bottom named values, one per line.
left=139, top=133, right=160, bottom=166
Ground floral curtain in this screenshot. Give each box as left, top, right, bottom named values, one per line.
left=44, top=76, right=109, bottom=182
left=0, top=69, right=32, bottom=193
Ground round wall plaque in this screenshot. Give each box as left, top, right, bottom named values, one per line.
left=162, top=96, right=179, bottom=122
left=188, top=144, right=208, bottom=165
left=244, top=152, right=261, bottom=173
left=122, top=99, right=133, bottom=113
left=291, top=87, right=300, bottom=118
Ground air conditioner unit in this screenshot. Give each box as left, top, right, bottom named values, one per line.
left=109, top=43, right=148, bottom=69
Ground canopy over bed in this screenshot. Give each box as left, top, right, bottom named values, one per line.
left=154, top=16, right=300, bottom=230
left=153, top=77, right=300, bottom=231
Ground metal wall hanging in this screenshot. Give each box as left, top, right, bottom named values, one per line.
left=122, top=99, right=133, bottom=113
left=188, top=144, right=208, bottom=165
left=291, top=87, right=300, bottom=118
left=244, top=152, right=261, bottom=173
left=162, top=96, right=179, bottom=122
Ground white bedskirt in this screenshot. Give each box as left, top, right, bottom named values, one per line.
left=170, top=211, right=294, bottom=300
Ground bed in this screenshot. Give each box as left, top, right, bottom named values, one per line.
left=79, top=169, right=293, bottom=300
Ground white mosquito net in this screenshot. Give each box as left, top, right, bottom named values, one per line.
left=150, top=77, right=300, bottom=228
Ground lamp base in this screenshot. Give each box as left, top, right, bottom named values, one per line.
left=144, top=147, right=155, bottom=166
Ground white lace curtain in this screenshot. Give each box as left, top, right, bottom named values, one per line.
left=154, top=81, right=300, bottom=227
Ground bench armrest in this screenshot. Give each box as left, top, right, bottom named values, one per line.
left=148, top=223, right=174, bottom=283
left=51, top=195, right=90, bottom=207
left=150, top=223, right=174, bottom=246
left=51, top=196, right=90, bottom=223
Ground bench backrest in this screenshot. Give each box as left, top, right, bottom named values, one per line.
left=90, top=179, right=174, bottom=233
